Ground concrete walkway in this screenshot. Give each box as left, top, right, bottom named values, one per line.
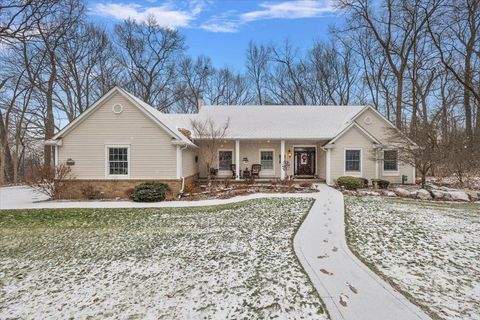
left=294, top=184, right=431, bottom=320
left=0, top=185, right=431, bottom=320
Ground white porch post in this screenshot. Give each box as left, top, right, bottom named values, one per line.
left=176, top=145, right=182, bottom=179
left=235, top=140, right=240, bottom=180
left=54, top=145, right=59, bottom=167
left=280, top=140, right=285, bottom=180
left=374, top=148, right=379, bottom=179
left=326, top=148, right=331, bottom=185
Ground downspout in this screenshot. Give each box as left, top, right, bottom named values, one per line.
left=178, top=144, right=188, bottom=198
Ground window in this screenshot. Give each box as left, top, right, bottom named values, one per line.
left=345, top=149, right=361, bottom=172
left=260, top=150, right=274, bottom=170
left=384, top=150, right=398, bottom=171
left=108, top=147, right=128, bottom=175
left=218, top=150, right=232, bottom=170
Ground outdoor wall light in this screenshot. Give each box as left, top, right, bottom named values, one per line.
left=66, top=158, right=75, bottom=166
left=287, top=149, right=292, bottom=158
left=242, top=157, right=249, bottom=164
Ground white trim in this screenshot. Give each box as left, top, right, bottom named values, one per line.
left=280, top=140, right=285, bottom=180
left=235, top=140, right=240, bottom=180
left=344, top=147, right=363, bottom=177
left=374, top=149, right=379, bottom=179
left=259, top=148, right=275, bottom=176
left=54, top=145, right=59, bottom=167
left=329, top=122, right=381, bottom=145
left=217, top=149, right=234, bottom=175
left=381, top=149, right=400, bottom=177
left=326, top=148, right=332, bottom=185
left=176, top=145, right=182, bottom=179
left=292, top=145, right=317, bottom=176
left=105, top=144, right=130, bottom=179
left=412, top=165, right=416, bottom=184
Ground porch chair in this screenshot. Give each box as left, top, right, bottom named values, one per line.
left=251, top=164, right=262, bottom=178
left=230, top=164, right=236, bottom=179
left=209, top=167, right=218, bottom=179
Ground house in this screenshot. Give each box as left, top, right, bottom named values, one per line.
left=46, top=86, right=415, bottom=198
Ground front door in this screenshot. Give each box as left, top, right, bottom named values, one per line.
left=294, top=147, right=316, bottom=176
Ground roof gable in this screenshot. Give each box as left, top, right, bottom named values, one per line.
left=52, top=87, right=194, bottom=146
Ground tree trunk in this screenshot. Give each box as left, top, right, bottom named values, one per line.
left=395, top=77, right=403, bottom=130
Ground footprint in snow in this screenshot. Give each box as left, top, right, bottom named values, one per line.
left=328, top=230, right=332, bottom=234
left=339, top=294, right=349, bottom=307
left=332, top=246, right=338, bottom=252
left=317, top=254, right=329, bottom=259
left=320, top=268, right=333, bottom=275
left=323, top=239, right=328, bottom=243
left=346, top=282, right=358, bottom=294
left=324, top=223, right=328, bottom=227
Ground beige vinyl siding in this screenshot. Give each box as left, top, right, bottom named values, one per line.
left=58, top=92, right=177, bottom=179
left=354, top=108, right=415, bottom=184
left=182, top=147, right=198, bottom=177
left=330, top=126, right=376, bottom=183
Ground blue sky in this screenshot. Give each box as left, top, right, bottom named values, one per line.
left=88, top=0, right=341, bottom=71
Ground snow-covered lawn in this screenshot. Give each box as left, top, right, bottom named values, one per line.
left=0, top=198, right=327, bottom=319
left=345, top=197, right=480, bottom=320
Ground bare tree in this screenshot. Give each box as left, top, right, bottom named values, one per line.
left=337, top=0, right=442, bottom=129
left=190, top=117, right=229, bottom=186
left=115, top=17, right=185, bottom=111
left=246, top=41, right=271, bottom=104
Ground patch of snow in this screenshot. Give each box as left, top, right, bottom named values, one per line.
left=345, top=196, right=480, bottom=320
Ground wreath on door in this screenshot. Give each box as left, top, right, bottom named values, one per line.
left=301, top=153, right=308, bottom=164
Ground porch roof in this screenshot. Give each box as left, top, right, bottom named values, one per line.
left=165, top=105, right=367, bottom=140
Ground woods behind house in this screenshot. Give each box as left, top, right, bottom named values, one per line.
left=0, top=0, right=479, bottom=184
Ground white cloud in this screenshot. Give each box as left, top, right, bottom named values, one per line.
left=200, top=21, right=239, bottom=33
left=241, top=0, right=335, bottom=22
left=91, top=2, right=203, bottom=28
left=199, top=0, right=336, bottom=33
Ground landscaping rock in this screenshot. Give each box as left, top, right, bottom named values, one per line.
left=466, top=191, right=479, bottom=202
left=386, top=191, right=396, bottom=197
left=394, top=187, right=410, bottom=197
left=416, top=189, right=432, bottom=200
left=431, top=189, right=452, bottom=201
left=448, top=190, right=470, bottom=202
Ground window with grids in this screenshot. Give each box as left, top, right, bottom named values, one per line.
left=384, top=150, right=398, bottom=171
left=108, top=147, right=128, bottom=175
left=345, top=149, right=361, bottom=172
left=260, top=151, right=274, bottom=170
left=218, top=151, right=232, bottom=170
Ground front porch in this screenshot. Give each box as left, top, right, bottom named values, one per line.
left=196, top=139, right=328, bottom=181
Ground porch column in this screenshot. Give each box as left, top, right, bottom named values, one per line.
left=235, top=140, right=240, bottom=180
left=326, top=148, right=331, bottom=185
left=176, top=145, right=182, bottom=179
left=280, top=140, right=285, bottom=180
left=374, top=148, right=379, bottom=179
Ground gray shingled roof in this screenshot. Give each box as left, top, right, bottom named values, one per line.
left=164, top=105, right=367, bottom=140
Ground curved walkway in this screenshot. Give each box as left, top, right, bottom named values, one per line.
left=294, top=184, right=430, bottom=320
left=1, top=185, right=431, bottom=319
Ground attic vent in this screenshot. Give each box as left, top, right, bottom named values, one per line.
left=364, top=116, right=372, bottom=125
left=112, top=104, right=124, bottom=114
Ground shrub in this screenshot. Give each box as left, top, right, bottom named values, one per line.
left=336, top=176, right=363, bottom=190
left=378, top=179, right=390, bottom=189
left=131, top=182, right=170, bottom=202
left=300, top=182, right=312, bottom=188
left=371, top=179, right=390, bottom=189
left=358, top=178, right=369, bottom=188
left=27, top=163, right=73, bottom=199
left=81, top=184, right=100, bottom=200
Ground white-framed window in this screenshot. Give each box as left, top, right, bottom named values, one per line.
left=260, top=149, right=274, bottom=171
left=106, top=145, right=129, bottom=177
left=218, top=150, right=233, bottom=171
left=345, top=149, right=362, bottom=175
left=383, top=149, right=399, bottom=175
